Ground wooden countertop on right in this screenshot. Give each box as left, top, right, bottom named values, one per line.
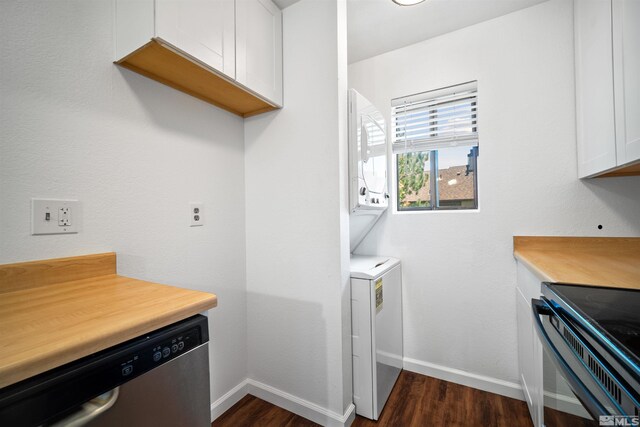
left=513, top=236, right=640, bottom=290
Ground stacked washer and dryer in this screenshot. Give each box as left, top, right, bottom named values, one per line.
left=347, top=89, right=403, bottom=420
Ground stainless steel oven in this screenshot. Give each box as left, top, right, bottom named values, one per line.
left=532, top=283, right=640, bottom=427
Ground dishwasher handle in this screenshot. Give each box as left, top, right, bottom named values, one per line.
left=50, top=387, right=119, bottom=427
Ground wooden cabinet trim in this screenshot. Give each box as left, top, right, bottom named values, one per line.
left=116, top=39, right=279, bottom=118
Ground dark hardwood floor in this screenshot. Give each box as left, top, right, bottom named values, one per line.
left=352, top=371, right=532, bottom=427
left=544, top=407, right=599, bottom=427
left=213, top=394, right=318, bottom=427
left=212, top=370, right=534, bottom=427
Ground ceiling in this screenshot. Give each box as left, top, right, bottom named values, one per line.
left=272, top=0, right=547, bottom=64
left=272, top=0, right=300, bottom=9
left=347, top=0, right=548, bottom=63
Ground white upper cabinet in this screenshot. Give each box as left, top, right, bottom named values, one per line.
left=115, top=0, right=283, bottom=117
left=236, top=0, right=284, bottom=107
left=612, top=0, right=640, bottom=167
left=575, top=0, right=640, bottom=178
left=156, top=0, right=235, bottom=79
left=574, top=0, right=616, bottom=177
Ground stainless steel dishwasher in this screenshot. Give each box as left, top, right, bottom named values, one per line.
left=0, top=315, right=211, bottom=427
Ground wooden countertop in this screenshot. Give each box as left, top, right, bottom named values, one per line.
left=0, top=253, right=217, bottom=389
left=513, top=236, right=640, bottom=290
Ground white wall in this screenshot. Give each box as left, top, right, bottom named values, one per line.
left=0, top=0, right=247, bottom=409
left=244, top=0, right=352, bottom=423
left=350, top=0, right=640, bottom=393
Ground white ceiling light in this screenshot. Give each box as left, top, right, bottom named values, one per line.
left=392, top=0, right=426, bottom=6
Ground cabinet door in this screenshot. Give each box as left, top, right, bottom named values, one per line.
left=531, top=320, right=544, bottom=427
left=516, top=262, right=544, bottom=427
left=156, top=0, right=235, bottom=79
left=236, top=0, right=283, bottom=106
left=516, top=287, right=536, bottom=426
left=574, top=0, right=617, bottom=178
left=613, top=0, right=640, bottom=166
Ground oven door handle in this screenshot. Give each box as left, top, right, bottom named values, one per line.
left=532, top=298, right=608, bottom=420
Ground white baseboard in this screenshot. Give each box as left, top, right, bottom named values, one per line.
left=247, top=378, right=356, bottom=427
left=211, top=359, right=519, bottom=426
left=543, top=390, right=586, bottom=417
left=210, top=379, right=249, bottom=422
left=403, top=357, right=525, bottom=401
left=377, top=349, right=404, bottom=367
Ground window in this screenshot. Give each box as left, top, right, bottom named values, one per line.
left=392, top=81, right=479, bottom=211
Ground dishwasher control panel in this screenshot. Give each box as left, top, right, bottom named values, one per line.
left=119, top=328, right=201, bottom=379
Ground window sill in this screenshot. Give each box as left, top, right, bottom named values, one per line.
left=392, top=207, right=481, bottom=215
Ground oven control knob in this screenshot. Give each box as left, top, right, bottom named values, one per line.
left=153, top=351, right=162, bottom=362
left=178, top=341, right=185, bottom=351
left=171, top=344, right=179, bottom=353
left=162, top=347, right=170, bottom=358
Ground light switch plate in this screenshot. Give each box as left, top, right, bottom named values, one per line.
left=189, top=203, right=204, bottom=227
left=32, top=199, right=79, bottom=235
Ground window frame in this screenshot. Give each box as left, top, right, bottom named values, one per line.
left=391, top=81, right=480, bottom=213
left=394, top=147, right=479, bottom=212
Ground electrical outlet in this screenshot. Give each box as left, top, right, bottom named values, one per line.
left=32, top=199, right=79, bottom=235
left=58, top=207, right=71, bottom=226
left=189, top=203, right=204, bottom=227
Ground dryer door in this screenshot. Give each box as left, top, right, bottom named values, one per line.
left=349, top=89, right=389, bottom=212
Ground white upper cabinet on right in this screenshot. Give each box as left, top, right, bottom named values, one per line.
left=575, top=0, right=640, bottom=178
left=612, top=0, right=640, bottom=169
left=236, top=0, right=284, bottom=107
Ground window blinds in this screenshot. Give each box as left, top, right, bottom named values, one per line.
left=391, top=81, right=478, bottom=154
